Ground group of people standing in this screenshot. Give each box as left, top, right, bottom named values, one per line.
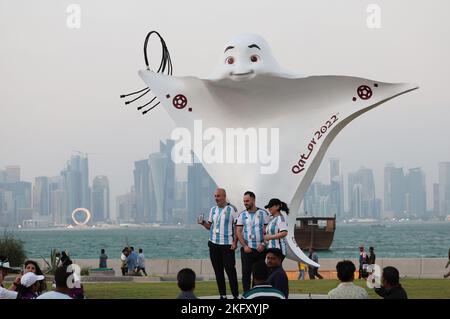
left=358, top=246, right=376, bottom=279
left=296, top=248, right=323, bottom=280
left=198, top=188, right=290, bottom=299
left=120, top=247, right=147, bottom=276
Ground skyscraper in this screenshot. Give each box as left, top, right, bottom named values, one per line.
left=303, top=182, right=317, bottom=216
left=351, top=183, right=363, bottom=218
left=175, top=181, right=187, bottom=210
left=48, top=176, right=64, bottom=225
left=384, top=164, right=406, bottom=218
left=303, top=182, right=332, bottom=217
left=60, top=154, right=90, bottom=223
left=0, top=189, right=14, bottom=226
left=438, top=162, right=450, bottom=217
left=51, top=189, right=66, bottom=226
left=329, top=158, right=341, bottom=182
left=159, top=139, right=175, bottom=223
left=329, top=159, right=344, bottom=218
left=116, top=191, right=136, bottom=222
left=405, top=168, right=426, bottom=217
left=33, top=176, right=50, bottom=216
left=187, top=159, right=217, bottom=225
left=92, top=176, right=110, bottom=222
left=329, top=177, right=343, bottom=217
left=80, top=157, right=90, bottom=211
left=133, top=139, right=175, bottom=224
left=348, top=167, right=378, bottom=219
left=133, top=159, right=152, bottom=223
left=62, top=164, right=81, bottom=221
left=0, top=181, right=32, bottom=225
left=433, top=183, right=440, bottom=216
left=173, top=181, right=188, bottom=223
left=149, top=153, right=168, bottom=223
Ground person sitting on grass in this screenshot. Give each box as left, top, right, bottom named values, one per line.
left=242, top=261, right=285, bottom=299
left=375, top=266, right=408, bottom=299
left=328, top=260, right=369, bottom=299
left=176, top=268, right=198, bottom=299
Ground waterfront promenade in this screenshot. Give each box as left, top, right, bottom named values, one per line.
left=31, top=258, right=448, bottom=281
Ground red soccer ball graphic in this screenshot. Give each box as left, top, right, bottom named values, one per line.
left=357, top=85, right=373, bottom=100
left=172, top=94, right=188, bottom=109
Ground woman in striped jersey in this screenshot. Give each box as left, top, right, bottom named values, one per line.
left=264, top=198, right=289, bottom=259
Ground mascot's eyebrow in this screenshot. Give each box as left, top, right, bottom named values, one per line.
left=248, top=44, right=261, bottom=50
left=224, top=46, right=234, bottom=53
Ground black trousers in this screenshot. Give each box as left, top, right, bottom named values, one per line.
left=308, top=267, right=323, bottom=279
left=208, top=241, right=239, bottom=297
left=241, top=247, right=267, bottom=292
left=137, top=267, right=147, bottom=276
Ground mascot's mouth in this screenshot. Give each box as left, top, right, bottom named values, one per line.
left=230, top=70, right=255, bottom=80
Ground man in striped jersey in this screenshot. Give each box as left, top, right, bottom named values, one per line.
left=198, top=188, right=239, bottom=299
left=236, top=191, right=270, bottom=293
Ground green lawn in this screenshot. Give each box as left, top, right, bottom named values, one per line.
left=81, top=279, right=450, bottom=299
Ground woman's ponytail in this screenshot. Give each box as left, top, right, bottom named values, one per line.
left=280, top=201, right=290, bottom=215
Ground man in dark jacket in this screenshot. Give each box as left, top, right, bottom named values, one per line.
left=308, top=247, right=323, bottom=279
left=375, top=266, right=408, bottom=299
left=266, top=248, right=289, bottom=298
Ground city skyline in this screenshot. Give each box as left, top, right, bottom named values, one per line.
left=2, top=153, right=450, bottom=226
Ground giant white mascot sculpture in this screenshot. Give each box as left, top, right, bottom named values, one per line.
left=124, top=32, right=418, bottom=267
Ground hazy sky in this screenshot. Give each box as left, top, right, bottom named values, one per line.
left=1, top=0, right=449, bottom=216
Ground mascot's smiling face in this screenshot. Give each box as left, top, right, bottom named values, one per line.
left=210, top=33, right=283, bottom=81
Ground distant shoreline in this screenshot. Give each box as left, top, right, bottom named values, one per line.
left=4, top=224, right=199, bottom=232
left=4, top=219, right=449, bottom=232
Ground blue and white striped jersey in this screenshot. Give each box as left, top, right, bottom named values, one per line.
left=266, top=214, right=288, bottom=255
left=236, top=208, right=270, bottom=249
left=208, top=204, right=238, bottom=245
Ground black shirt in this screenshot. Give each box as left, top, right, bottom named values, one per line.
left=267, top=266, right=289, bottom=298
left=368, top=253, right=376, bottom=264
left=375, top=285, right=408, bottom=299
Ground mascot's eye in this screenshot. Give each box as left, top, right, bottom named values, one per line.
left=250, top=55, right=259, bottom=63
left=226, top=57, right=235, bottom=65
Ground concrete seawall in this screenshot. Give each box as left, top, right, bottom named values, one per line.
left=64, top=258, right=448, bottom=279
